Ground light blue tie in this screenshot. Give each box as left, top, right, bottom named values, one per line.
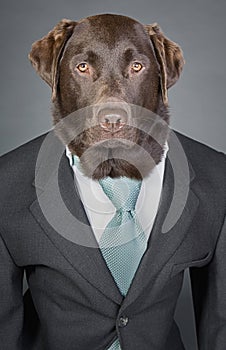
left=71, top=155, right=148, bottom=350
left=99, top=176, right=148, bottom=350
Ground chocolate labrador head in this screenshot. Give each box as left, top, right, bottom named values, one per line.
left=29, top=14, right=184, bottom=179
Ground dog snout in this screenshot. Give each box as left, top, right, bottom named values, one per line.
left=98, top=108, right=128, bottom=132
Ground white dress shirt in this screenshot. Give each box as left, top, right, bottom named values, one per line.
left=66, top=145, right=168, bottom=243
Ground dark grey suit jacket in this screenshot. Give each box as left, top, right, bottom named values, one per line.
left=0, top=130, right=226, bottom=350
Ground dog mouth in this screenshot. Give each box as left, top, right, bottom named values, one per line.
left=54, top=102, right=170, bottom=179
left=88, top=102, right=134, bottom=148
left=83, top=124, right=138, bottom=149
left=66, top=125, right=167, bottom=180
left=100, top=139, right=132, bottom=149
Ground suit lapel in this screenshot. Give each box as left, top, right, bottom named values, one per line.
left=29, top=130, right=199, bottom=309
left=121, top=133, right=200, bottom=310
left=29, top=133, right=123, bottom=305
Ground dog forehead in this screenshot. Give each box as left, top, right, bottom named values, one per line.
left=69, top=14, right=150, bottom=50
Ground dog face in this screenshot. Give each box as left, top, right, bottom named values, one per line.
left=55, top=16, right=160, bottom=116
left=29, top=14, right=184, bottom=179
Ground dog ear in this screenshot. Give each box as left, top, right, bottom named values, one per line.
left=145, top=23, right=185, bottom=106
left=28, top=19, right=77, bottom=101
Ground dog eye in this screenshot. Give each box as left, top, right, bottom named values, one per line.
left=77, top=63, right=89, bottom=73
left=131, top=62, right=143, bottom=72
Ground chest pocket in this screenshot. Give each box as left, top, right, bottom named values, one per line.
left=170, top=251, right=213, bottom=278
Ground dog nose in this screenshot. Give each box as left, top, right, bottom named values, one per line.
left=98, top=109, right=128, bottom=132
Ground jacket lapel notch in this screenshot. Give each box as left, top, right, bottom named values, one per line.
left=30, top=140, right=122, bottom=305
left=121, top=154, right=199, bottom=310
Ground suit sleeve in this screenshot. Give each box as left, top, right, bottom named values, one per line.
left=190, top=215, right=226, bottom=350
left=0, top=232, right=24, bottom=350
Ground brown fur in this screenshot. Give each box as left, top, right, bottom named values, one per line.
left=29, top=14, right=184, bottom=179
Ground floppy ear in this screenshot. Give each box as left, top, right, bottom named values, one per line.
left=145, top=23, right=185, bottom=106
left=28, top=19, right=77, bottom=101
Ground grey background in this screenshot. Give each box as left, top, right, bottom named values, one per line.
left=0, top=1, right=225, bottom=349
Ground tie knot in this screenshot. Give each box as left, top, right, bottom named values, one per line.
left=99, top=176, right=142, bottom=211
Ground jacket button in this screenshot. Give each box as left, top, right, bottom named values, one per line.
left=118, top=316, right=129, bottom=327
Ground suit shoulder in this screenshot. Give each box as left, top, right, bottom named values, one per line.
left=174, top=130, right=226, bottom=163
left=173, top=130, right=226, bottom=189
left=0, top=133, right=48, bottom=165
left=0, top=133, right=49, bottom=193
